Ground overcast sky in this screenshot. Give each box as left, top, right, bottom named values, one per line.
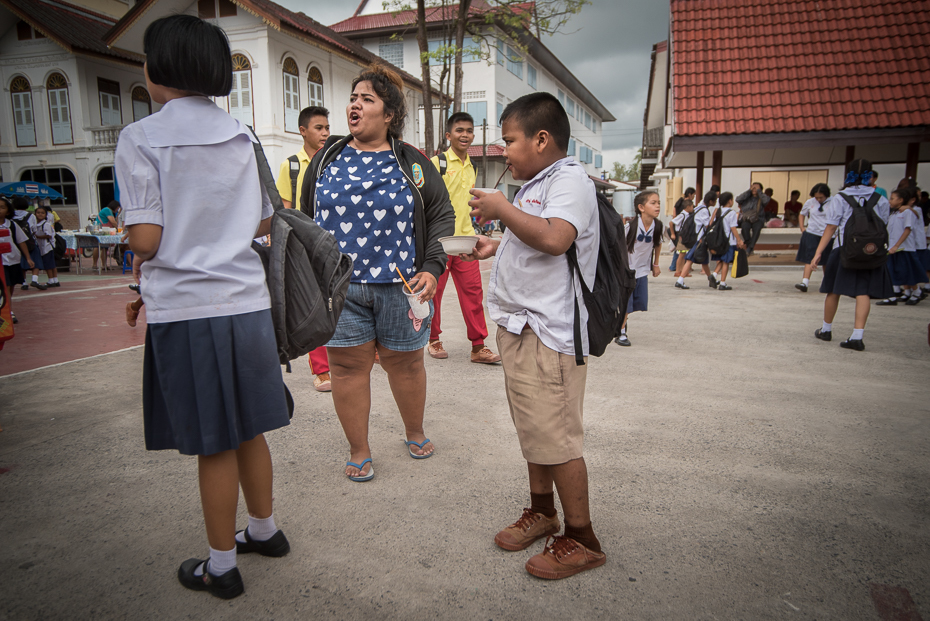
left=279, top=0, right=669, bottom=169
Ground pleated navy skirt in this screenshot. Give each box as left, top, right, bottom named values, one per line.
left=143, top=309, right=290, bottom=456
left=819, top=249, right=893, bottom=299
left=887, top=251, right=927, bottom=286
left=916, top=248, right=930, bottom=272
left=796, top=231, right=833, bottom=265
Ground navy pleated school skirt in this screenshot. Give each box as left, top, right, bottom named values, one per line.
left=819, top=249, right=893, bottom=299
left=796, top=231, right=833, bottom=265
left=711, top=244, right=736, bottom=264
left=627, top=275, right=648, bottom=313
left=916, top=248, right=930, bottom=272
left=887, top=251, right=927, bottom=287
left=143, top=308, right=290, bottom=456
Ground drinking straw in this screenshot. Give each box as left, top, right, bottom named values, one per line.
left=395, top=266, right=414, bottom=294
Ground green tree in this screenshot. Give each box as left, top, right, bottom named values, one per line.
left=611, top=148, right=642, bottom=182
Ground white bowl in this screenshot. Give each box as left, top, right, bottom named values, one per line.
left=438, top=235, right=479, bottom=255
left=471, top=188, right=500, bottom=195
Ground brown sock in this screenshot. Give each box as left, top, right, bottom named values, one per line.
left=530, top=492, right=557, bottom=518
left=471, top=343, right=484, bottom=353
left=564, top=522, right=601, bottom=553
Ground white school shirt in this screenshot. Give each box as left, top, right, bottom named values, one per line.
left=671, top=210, right=687, bottom=233
left=911, top=206, right=927, bottom=250
left=887, top=208, right=920, bottom=252
left=35, top=218, right=54, bottom=255
left=116, top=96, right=273, bottom=324
left=486, top=157, right=598, bottom=356
left=624, top=218, right=656, bottom=279
left=0, top=220, right=27, bottom=266
left=718, top=208, right=739, bottom=245
left=800, top=197, right=831, bottom=236
left=692, top=203, right=713, bottom=240
left=825, top=186, right=890, bottom=247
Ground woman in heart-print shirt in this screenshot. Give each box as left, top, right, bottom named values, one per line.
left=307, top=63, right=455, bottom=482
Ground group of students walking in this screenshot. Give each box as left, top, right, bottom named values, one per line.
left=0, top=196, right=62, bottom=324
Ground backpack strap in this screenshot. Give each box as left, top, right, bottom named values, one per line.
left=287, top=154, right=300, bottom=205
left=437, top=152, right=447, bottom=176
left=566, top=243, right=589, bottom=367
left=246, top=128, right=285, bottom=213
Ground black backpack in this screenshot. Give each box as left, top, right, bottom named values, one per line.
left=12, top=214, right=36, bottom=252
left=839, top=193, right=887, bottom=270
left=567, top=193, right=637, bottom=365
left=248, top=131, right=353, bottom=372
left=703, top=208, right=731, bottom=256
left=53, top=232, right=67, bottom=259
left=678, top=206, right=707, bottom=249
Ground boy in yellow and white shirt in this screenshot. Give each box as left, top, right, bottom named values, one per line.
left=427, top=112, right=500, bottom=364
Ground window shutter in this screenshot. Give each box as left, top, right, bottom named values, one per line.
left=49, top=88, right=72, bottom=144
left=284, top=73, right=299, bottom=133
left=13, top=91, right=36, bottom=146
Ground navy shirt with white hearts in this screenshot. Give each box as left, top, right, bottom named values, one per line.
left=314, top=147, right=416, bottom=284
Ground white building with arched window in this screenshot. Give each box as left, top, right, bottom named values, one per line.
left=0, top=0, right=430, bottom=229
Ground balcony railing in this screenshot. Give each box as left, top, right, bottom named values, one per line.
left=643, top=126, right=664, bottom=149
left=89, top=126, right=125, bottom=148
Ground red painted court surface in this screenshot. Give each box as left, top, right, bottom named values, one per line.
left=1, top=276, right=146, bottom=376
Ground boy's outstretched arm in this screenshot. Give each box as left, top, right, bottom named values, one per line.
left=469, top=190, right=576, bottom=256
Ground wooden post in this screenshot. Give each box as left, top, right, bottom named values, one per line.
left=695, top=151, right=705, bottom=199
left=711, top=150, right=722, bottom=188
left=845, top=145, right=855, bottom=166
left=905, top=142, right=919, bottom=180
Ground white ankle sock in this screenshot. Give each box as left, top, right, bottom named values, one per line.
left=851, top=328, right=864, bottom=340
left=893, top=286, right=901, bottom=293
left=49, top=277, right=58, bottom=284
left=235, top=514, right=277, bottom=543
left=911, top=289, right=921, bottom=298
left=822, top=321, right=832, bottom=333
left=194, top=546, right=236, bottom=577
left=802, top=278, right=809, bottom=286
left=677, top=276, right=684, bottom=285
left=31, top=275, right=38, bottom=283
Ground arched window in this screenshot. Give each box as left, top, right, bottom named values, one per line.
left=229, top=54, right=253, bottom=126
left=47, top=73, right=72, bottom=145
left=132, top=87, right=152, bottom=121
left=20, top=167, right=78, bottom=227
left=11, top=76, right=36, bottom=147
left=283, top=57, right=299, bottom=133
left=308, top=66, right=324, bottom=108
left=96, top=167, right=116, bottom=209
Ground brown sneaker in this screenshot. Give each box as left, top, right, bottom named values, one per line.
left=313, top=372, right=332, bottom=392
left=427, top=340, right=448, bottom=359
left=494, top=508, right=560, bottom=551
left=525, top=535, right=606, bottom=579
left=470, top=346, right=501, bottom=364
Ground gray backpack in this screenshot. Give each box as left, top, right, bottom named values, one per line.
left=249, top=131, right=353, bottom=371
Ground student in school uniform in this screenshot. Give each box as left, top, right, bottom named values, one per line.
left=709, top=192, right=743, bottom=290
left=877, top=187, right=925, bottom=306
left=668, top=199, right=693, bottom=275
left=32, top=206, right=60, bottom=288
left=794, top=183, right=833, bottom=292
left=117, top=15, right=291, bottom=599
left=12, top=196, right=46, bottom=291
left=615, top=191, right=663, bottom=346
left=674, top=190, right=717, bottom=289
left=275, top=106, right=333, bottom=391
left=909, top=193, right=930, bottom=299
left=0, top=196, right=32, bottom=324
left=811, top=159, right=892, bottom=351
left=465, top=92, right=605, bottom=579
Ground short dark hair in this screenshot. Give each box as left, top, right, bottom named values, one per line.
left=709, top=184, right=720, bottom=194
left=764, top=187, right=774, bottom=194
left=352, top=63, right=406, bottom=140
left=499, top=92, right=570, bottom=153
left=684, top=187, right=695, bottom=197
left=810, top=183, right=831, bottom=198
left=12, top=196, right=28, bottom=211
left=703, top=190, right=717, bottom=205
left=922, top=191, right=929, bottom=199
left=790, top=189, right=800, bottom=197
left=107, top=200, right=121, bottom=211
left=751, top=181, right=763, bottom=190
left=719, top=191, right=734, bottom=206
left=143, top=15, right=232, bottom=97
left=299, top=107, right=329, bottom=128
left=892, top=187, right=916, bottom=203
left=446, top=111, right=474, bottom=134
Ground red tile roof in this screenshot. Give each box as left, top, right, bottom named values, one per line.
left=467, top=144, right=505, bottom=157
left=331, top=1, right=532, bottom=35
left=671, top=0, right=930, bottom=137
left=1, top=0, right=138, bottom=64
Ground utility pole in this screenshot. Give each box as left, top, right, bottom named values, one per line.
left=481, top=121, right=487, bottom=188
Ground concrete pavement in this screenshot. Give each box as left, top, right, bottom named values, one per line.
left=1, top=267, right=928, bottom=620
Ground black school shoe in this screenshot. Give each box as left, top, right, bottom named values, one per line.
left=177, top=558, right=244, bottom=599
left=839, top=339, right=865, bottom=351
left=674, top=282, right=690, bottom=290
left=876, top=298, right=897, bottom=306
left=708, top=274, right=718, bottom=288
left=718, top=283, right=732, bottom=291
left=235, top=528, right=290, bottom=557
left=614, top=334, right=631, bottom=347
left=814, top=328, right=832, bottom=342
left=795, top=283, right=808, bottom=292
left=905, top=296, right=921, bottom=306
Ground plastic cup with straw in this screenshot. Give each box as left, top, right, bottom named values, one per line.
left=397, top=267, right=430, bottom=319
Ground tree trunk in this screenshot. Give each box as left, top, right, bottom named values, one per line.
left=452, top=0, right=471, bottom=114
left=416, top=0, right=434, bottom=157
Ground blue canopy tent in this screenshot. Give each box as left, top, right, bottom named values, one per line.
left=0, top=181, right=64, bottom=200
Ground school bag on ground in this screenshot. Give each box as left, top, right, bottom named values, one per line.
left=566, top=192, right=637, bottom=365
left=703, top=209, right=731, bottom=256
left=677, top=206, right=706, bottom=249
left=838, top=193, right=888, bottom=270
left=248, top=130, right=353, bottom=372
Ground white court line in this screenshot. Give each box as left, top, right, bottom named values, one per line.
left=0, top=345, right=144, bottom=379
left=13, top=282, right=134, bottom=301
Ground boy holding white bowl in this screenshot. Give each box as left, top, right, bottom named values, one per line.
left=427, top=112, right=501, bottom=364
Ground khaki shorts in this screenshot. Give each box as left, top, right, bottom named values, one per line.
left=676, top=240, right=689, bottom=253
left=496, top=325, right=587, bottom=465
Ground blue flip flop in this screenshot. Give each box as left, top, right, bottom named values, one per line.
left=346, top=458, right=374, bottom=482
left=405, top=438, right=434, bottom=459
